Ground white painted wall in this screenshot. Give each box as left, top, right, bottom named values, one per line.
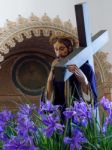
left=0, top=0, right=111, bottom=62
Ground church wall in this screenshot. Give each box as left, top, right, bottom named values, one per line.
left=0, top=0, right=112, bottom=107
left=0, top=54, right=41, bottom=110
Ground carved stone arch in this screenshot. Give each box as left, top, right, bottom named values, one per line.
left=0, top=13, right=80, bottom=109
left=94, top=52, right=112, bottom=100
left=94, top=52, right=106, bottom=84
left=0, top=13, right=79, bottom=62
left=0, top=13, right=112, bottom=109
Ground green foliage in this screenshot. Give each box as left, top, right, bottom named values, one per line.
left=1, top=97, right=112, bottom=150
left=0, top=141, right=3, bottom=150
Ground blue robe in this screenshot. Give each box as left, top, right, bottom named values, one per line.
left=53, top=62, right=97, bottom=107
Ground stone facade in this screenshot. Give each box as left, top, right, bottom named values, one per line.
left=0, top=14, right=112, bottom=110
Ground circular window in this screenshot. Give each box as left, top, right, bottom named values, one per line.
left=12, top=55, right=50, bottom=95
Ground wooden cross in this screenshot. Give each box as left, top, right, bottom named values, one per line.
left=54, top=2, right=108, bottom=81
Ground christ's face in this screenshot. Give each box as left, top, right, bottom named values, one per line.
left=53, top=41, right=69, bottom=59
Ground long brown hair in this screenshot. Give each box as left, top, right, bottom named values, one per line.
left=50, top=35, right=78, bottom=53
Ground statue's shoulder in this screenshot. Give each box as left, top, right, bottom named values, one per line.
left=80, top=62, right=94, bottom=78
left=80, top=62, right=93, bottom=71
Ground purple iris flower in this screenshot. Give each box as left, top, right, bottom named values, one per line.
left=10, top=104, right=38, bottom=149
left=0, top=109, right=13, bottom=122
left=100, top=97, right=112, bottom=133
left=42, top=114, right=64, bottom=137
left=16, top=103, right=37, bottom=135
left=63, top=106, right=76, bottom=119
left=0, top=109, right=14, bottom=142
left=102, top=115, right=112, bottom=134
left=64, top=128, right=87, bottom=150
left=0, top=126, right=3, bottom=132
left=39, top=101, right=61, bottom=115
left=100, top=96, right=112, bottom=116
left=18, top=104, right=37, bottom=118
left=74, top=102, right=92, bottom=125
left=16, top=118, right=35, bottom=137
left=100, top=97, right=111, bottom=111
left=3, top=136, right=38, bottom=150
left=73, top=101, right=92, bottom=118
left=63, top=101, right=92, bottom=127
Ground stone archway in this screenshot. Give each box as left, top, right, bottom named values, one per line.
left=0, top=13, right=111, bottom=109
left=0, top=13, right=78, bottom=61
left=0, top=13, right=79, bottom=109
left=94, top=51, right=112, bottom=100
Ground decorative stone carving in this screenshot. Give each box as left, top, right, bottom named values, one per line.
left=0, top=28, right=5, bottom=35
left=94, top=51, right=112, bottom=83
left=0, top=54, right=4, bottom=62
left=14, top=33, right=24, bottom=43
left=53, top=15, right=63, bottom=27
left=0, top=13, right=111, bottom=99
left=17, top=15, right=28, bottom=25
left=29, top=13, right=40, bottom=22
left=0, top=44, right=9, bottom=54
left=64, top=20, right=73, bottom=31
left=23, top=30, right=32, bottom=39
left=5, top=19, right=16, bottom=29
left=0, top=13, right=78, bottom=61
left=32, top=29, right=41, bottom=37
left=41, top=13, right=51, bottom=24
left=7, top=39, right=16, bottom=48
left=42, top=29, right=51, bottom=37
left=94, top=51, right=112, bottom=99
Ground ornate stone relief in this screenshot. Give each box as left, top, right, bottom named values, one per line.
left=0, top=13, right=78, bottom=62
left=94, top=51, right=112, bottom=99
left=94, top=51, right=112, bottom=83
left=0, top=13, right=111, bottom=99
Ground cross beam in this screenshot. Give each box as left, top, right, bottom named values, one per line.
left=54, top=2, right=108, bottom=81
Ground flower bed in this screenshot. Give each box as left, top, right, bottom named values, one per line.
left=0, top=96, right=112, bottom=150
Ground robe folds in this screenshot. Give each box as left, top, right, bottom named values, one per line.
left=53, top=62, right=97, bottom=107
